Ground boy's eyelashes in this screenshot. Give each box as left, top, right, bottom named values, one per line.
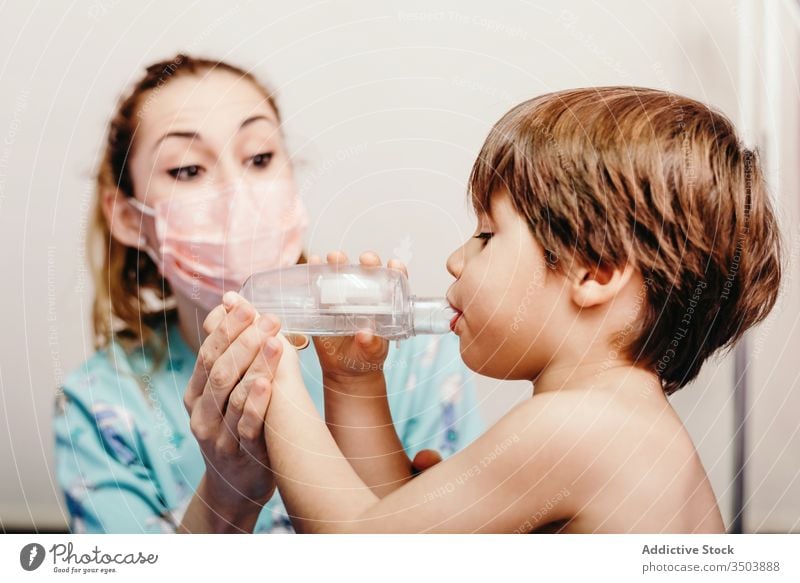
left=473, top=232, right=494, bottom=246
left=166, top=151, right=274, bottom=181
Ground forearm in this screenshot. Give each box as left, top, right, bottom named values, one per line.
left=177, top=473, right=270, bottom=533
left=265, top=337, right=563, bottom=534
left=266, top=368, right=379, bottom=533
left=323, top=372, right=413, bottom=497
left=265, top=370, right=523, bottom=534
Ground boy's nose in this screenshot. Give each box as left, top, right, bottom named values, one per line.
left=446, top=245, right=464, bottom=279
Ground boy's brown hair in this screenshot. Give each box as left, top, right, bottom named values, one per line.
left=470, top=86, right=781, bottom=394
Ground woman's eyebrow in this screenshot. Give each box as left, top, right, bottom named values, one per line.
left=239, top=114, right=276, bottom=130
left=153, top=115, right=277, bottom=148
left=154, top=130, right=199, bottom=148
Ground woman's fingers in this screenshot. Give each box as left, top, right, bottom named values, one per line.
left=387, top=257, right=408, bottom=278
left=202, top=291, right=239, bottom=334
left=237, top=376, right=272, bottom=458
left=358, top=250, right=381, bottom=267
left=315, top=249, right=406, bottom=278
left=217, top=379, right=250, bottom=454
left=185, top=296, right=256, bottom=412
left=196, top=312, right=280, bottom=423
left=358, top=251, right=408, bottom=278
left=355, top=328, right=384, bottom=355
left=238, top=339, right=282, bottom=447
left=218, top=337, right=282, bottom=455
left=326, top=250, right=349, bottom=265
left=202, top=303, right=228, bottom=336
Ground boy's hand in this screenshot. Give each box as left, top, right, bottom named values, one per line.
left=308, top=250, right=408, bottom=390
left=270, top=330, right=303, bottom=384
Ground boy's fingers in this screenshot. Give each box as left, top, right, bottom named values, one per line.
left=411, top=449, right=443, bottom=474
left=308, top=254, right=323, bottom=265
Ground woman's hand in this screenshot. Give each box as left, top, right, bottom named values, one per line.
left=307, top=250, right=407, bottom=387
left=182, top=292, right=283, bottom=530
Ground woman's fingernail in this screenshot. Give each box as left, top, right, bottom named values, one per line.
left=223, top=291, right=238, bottom=309
left=259, top=315, right=275, bottom=332
left=263, top=338, right=278, bottom=356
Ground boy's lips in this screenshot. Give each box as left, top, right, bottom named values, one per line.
left=450, top=312, right=461, bottom=333
left=447, top=299, right=463, bottom=333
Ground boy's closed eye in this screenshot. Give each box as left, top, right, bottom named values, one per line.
left=473, top=231, right=493, bottom=246
left=473, top=214, right=495, bottom=247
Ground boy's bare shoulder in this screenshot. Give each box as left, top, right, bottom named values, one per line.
left=497, top=381, right=700, bottom=482
left=486, top=384, right=721, bottom=532
left=508, top=385, right=696, bottom=488
left=524, top=382, right=686, bottom=440
left=510, top=385, right=721, bottom=532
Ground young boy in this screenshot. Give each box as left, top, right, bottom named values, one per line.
left=231, top=87, right=781, bottom=533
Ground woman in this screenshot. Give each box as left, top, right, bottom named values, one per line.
left=53, top=53, right=483, bottom=533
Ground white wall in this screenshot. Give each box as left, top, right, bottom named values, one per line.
left=0, top=0, right=796, bottom=531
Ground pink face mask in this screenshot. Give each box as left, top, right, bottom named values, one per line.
left=129, top=178, right=308, bottom=311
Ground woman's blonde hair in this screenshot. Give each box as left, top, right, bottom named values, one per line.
left=90, top=53, right=305, bottom=351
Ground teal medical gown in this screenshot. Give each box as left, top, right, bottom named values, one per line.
left=53, top=322, right=484, bottom=533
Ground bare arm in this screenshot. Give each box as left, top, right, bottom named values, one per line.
left=308, top=251, right=421, bottom=497
left=322, top=364, right=414, bottom=498
left=265, top=333, right=580, bottom=533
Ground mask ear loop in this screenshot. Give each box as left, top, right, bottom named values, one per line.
left=127, top=195, right=156, bottom=217
left=126, top=196, right=162, bottom=268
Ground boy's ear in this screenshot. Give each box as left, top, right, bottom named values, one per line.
left=101, top=187, right=148, bottom=249
left=570, top=262, right=635, bottom=309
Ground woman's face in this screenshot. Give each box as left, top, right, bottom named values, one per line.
left=127, top=69, right=294, bottom=242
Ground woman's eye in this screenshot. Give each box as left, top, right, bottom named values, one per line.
left=473, top=232, right=493, bottom=246
left=167, top=165, right=203, bottom=181
left=247, top=152, right=274, bottom=169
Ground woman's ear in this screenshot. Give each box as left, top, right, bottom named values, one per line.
left=101, top=188, right=148, bottom=248
left=570, top=262, right=635, bottom=308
